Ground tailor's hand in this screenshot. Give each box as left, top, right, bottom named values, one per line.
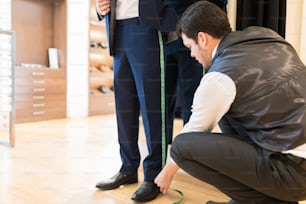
left=155, top=161, right=179, bottom=194
left=155, top=168, right=172, bottom=194
left=96, top=0, right=111, bottom=16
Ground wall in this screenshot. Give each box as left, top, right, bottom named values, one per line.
left=286, top=0, right=306, bottom=64
left=66, top=0, right=89, bottom=118
left=227, top=0, right=237, bottom=31
left=0, top=0, right=11, bottom=30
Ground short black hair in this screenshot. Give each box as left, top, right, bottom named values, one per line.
left=177, top=0, right=231, bottom=42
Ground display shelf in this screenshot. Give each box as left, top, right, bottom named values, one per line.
left=14, top=67, right=66, bottom=123
left=0, top=29, right=15, bottom=147
left=88, top=0, right=115, bottom=115
left=12, top=0, right=67, bottom=123
left=12, top=0, right=67, bottom=69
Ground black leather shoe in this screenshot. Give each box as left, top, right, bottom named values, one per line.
left=96, top=172, right=138, bottom=190
left=131, top=182, right=160, bottom=202
left=206, top=200, right=237, bottom=204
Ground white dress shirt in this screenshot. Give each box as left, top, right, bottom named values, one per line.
left=116, top=0, right=139, bottom=20
left=181, top=71, right=236, bottom=133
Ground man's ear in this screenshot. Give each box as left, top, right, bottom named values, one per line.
left=197, top=32, right=207, bottom=46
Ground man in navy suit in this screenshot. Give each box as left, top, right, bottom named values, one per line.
left=95, top=0, right=178, bottom=202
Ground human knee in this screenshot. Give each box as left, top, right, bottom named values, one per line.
left=170, top=133, right=190, bottom=163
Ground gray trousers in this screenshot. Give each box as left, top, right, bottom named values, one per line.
left=171, top=120, right=306, bottom=203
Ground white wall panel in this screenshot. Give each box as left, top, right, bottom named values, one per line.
left=0, top=0, right=11, bottom=30
left=286, top=0, right=302, bottom=56
left=67, top=0, right=90, bottom=118
left=299, top=1, right=306, bottom=64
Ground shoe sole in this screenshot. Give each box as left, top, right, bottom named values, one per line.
left=131, top=193, right=160, bottom=202
left=131, top=191, right=160, bottom=202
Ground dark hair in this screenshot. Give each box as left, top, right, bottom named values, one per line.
left=176, top=0, right=231, bottom=43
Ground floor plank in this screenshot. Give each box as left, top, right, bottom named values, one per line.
left=0, top=115, right=305, bottom=204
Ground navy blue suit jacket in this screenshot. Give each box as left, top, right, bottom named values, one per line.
left=164, top=0, right=227, bottom=16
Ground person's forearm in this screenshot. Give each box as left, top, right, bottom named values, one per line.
left=165, top=159, right=180, bottom=174
left=155, top=160, right=180, bottom=194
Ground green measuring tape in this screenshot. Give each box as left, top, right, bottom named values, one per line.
left=158, top=31, right=184, bottom=204
left=158, top=30, right=167, bottom=168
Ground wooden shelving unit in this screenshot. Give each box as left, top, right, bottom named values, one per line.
left=88, top=0, right=115, bottom=115
left=0, top=29, right=15, bottom=147
left=12, top=0, right=67, bottom=123
left=14, top=67, right=66, bottom=123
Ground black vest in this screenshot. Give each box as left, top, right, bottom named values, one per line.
left=210, top=26, right=306, bottom=152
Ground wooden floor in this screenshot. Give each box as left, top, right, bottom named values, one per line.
left=0, top=115, right=305, bottom=204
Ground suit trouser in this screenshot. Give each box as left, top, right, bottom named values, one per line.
left=165, top=38, right=203, bottom=140
left=112, top=18, right=169, bottom=182
left=170, top=118, right=306, bottom=203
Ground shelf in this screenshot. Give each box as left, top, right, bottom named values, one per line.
left=12, top=0, right=67, bottom=123
left=89, top=23, right=107, bottom=44
left=15, top=67, right=66, bottom=123
left=88, top=0, right=114, bottom=116
left=89, top=93, right=115, bottom=116
left=12, top=0, right=67, bottom=68
left=0, top=29, right=15, bottom=147
left=89, top=47, right=113, bottom=68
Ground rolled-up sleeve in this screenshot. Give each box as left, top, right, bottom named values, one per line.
left=181, top=71, right=236, bottom=133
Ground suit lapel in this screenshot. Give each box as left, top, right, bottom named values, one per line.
left=108, top=0, right=116, bottom=55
